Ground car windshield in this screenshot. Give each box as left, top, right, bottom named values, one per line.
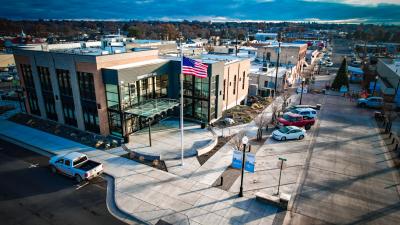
left=283, top=114, right=296, bottom=122
left=73, top=156, right=88, bottom=166
left=278, top=126, right=290, bottom=133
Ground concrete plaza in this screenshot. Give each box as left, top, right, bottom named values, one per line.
left=126, top=118, right=216, bottom=160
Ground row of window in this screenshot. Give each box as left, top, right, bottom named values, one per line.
left=222, top=71, right=247, bottom=101
left=19, top=64, right=99, bottom=133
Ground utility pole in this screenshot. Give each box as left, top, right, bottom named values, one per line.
left=235, top=35, right=238, bottom=56
left=274, top=32, right=282, bottom=97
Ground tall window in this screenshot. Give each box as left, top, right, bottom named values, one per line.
left=154, top=74, right=168, bottom=98
left=57, top=69, right=76, bottom=127
left=20, top=64, right=40, bottom=116
left=38, top=66, right=57, bottom=121
left=105, top=84, right=122, bottom=137
left=242, top=72, right=246, bottom=90
left=223, top=79, right=226, bottom=100
left=233, top=75, right=237, bottom=95
left=210, top=75, right=217, bottom=119
left=77, top=72, right=99, bottom=133
left=57, top=69, right=73, bottom=97
left=77, top=72, right=96, bottom=101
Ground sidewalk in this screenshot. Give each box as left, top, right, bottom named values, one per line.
left=0, top=118, right=279, bottom=225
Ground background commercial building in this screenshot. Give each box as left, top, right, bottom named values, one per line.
left=256, top=43, right=307, bottom=80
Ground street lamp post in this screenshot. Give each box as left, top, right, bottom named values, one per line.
left=274, top=32, right=282, bottom=97
left=372, top=76, right=378, bottom=96
left=238, top=135, right=249, bottom=197
left=299, top=78, right=306, bottom=105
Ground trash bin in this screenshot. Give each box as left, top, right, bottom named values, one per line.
left=201, top=122, right=206, bottom=129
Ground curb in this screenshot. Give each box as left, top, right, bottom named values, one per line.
left=372, top=119, right=400, bottom=198
left=103, top=174, right=149, bottom=225
left=282, top=93, right=327, bottom=225
left=0, top=133, right=55, bottom=157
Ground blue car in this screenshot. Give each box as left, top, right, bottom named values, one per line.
left=357, top=97, right=384, bottom=108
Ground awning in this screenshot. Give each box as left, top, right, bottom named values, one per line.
left=348, top=66, right=364, bottom=75
left=124, top=98, right=180, bottom=118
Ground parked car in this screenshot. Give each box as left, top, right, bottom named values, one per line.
left=277, top=112, right=315, bottom=130
left=285, top=104, right=321, bottom=112
left=325, top=61, right=334, bottom=67
left=1, top=74, right=14, bottom=82
left=288, top=107, right=317, bottom=118
left=272, top=126, right=306, bottom=141
left=224, top=117, right=235, bottom=125
left=357, top=97, right=384, bottom=108
left=49, top=152, right=103, bottom=183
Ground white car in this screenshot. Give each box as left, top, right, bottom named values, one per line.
left=289, top=107, right=317, bottom=118
left=224, top=118, right=235, bottom=125
left=272, top=126, right=306, bottom=141
left=49, top=152, right=103, bottom=183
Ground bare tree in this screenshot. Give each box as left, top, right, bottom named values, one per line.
left=271, top=101, right=280, bottom=125
left=254, top=113, right=271, bottom=141
left=231, top=130, right=246, bottom=151
left=281, top=91, right=291, bottom=111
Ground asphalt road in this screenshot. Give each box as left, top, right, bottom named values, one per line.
left=0, top=139, right=128, bottom=225
left=289, top=87, right=400, bottom=224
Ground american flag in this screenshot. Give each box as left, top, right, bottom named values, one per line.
left=182, top=56, right=208, bottom=78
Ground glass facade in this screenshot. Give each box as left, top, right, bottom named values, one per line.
left=105, top=74, right=169, bottom=137
left=209, top=75, right=218, bottom=120
left=20, top=64, right=40, bottom=116
left=57, top=69, right=77, bottom=127
left=78, top=72, right=99, bottom=133
left=37, top=66, right=57, bottom=121
left=105, top=84, right=122, bottom=137
left=183, top=75, right=210, bottom=122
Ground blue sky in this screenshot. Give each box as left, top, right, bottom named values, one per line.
left=2, top=0, right=400, bottom=24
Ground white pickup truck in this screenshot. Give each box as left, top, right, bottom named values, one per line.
left=49, top=152, right=103, bottom=183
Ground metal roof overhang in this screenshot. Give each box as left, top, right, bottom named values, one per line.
left=124, top=98, right=180, bottom=118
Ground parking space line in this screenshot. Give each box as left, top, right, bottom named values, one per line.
left=76, top=181, right=89, bottom=190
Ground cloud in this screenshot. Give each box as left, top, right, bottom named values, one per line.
left=0, top=0, right=399, bottom=24
left=302, top=0, right=400, bottom=6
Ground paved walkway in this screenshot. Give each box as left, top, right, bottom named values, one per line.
left=0, top=118, right=279, bottom=225
left=0, top=119, right=93, bottom=155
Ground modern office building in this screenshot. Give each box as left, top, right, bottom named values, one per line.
left=13, top=40, right=250, bottom=140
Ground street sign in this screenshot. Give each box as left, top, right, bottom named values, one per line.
left=339, top=85, right=348, bottom=93
left=245, top=153, right=255, bottom=173
left=232, top=150, right=242, bottom=169
left=232, top=150, right=256, bottom=173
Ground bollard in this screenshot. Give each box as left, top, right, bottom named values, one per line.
left=389, top=132, right=392, bottom=138
left=248, top=145, right=251, bottom=152
left=392, top=138, right=395, bottom=145
left=395, top=143, right=399, bottom=151
left=220, top=177, right=224, bottom=186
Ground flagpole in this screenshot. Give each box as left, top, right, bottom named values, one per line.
left=180, top=36, right=184, bottom=166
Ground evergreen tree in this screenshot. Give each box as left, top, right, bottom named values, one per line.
left=331, top=58, right=349, bottom=90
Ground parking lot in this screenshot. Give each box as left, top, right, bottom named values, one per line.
left=0, top=139, right=128, bottom=225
